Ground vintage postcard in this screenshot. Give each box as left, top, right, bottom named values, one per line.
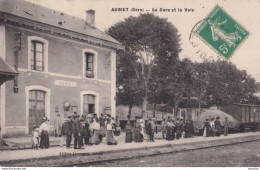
left=0, top=0, right=260, bottom=168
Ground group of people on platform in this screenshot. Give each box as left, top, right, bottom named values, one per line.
left=125, top=116, right=195, bottom=143
left=32, top=113, right=121, bottom=149
left=203, top=116, right=229, bottom=137
left=31, top=113, right=230, bottom=149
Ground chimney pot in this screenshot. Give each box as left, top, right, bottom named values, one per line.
left=86, top=10, right=95, bottom=25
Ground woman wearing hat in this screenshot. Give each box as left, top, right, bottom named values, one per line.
left=106, top=118, right=118, bottom=145
left=113, top=116, right=121, bottom=136
left=166, top=118, right=174, bottom=141
left=134, top=117, right=143, bottom=142
left=89, top=117, right=101, bottom=145
left=39, top=117, right=50, bottom=149
left=125, top=115, right=132, bottom=143
left=203, top=118, right=211, bottom=137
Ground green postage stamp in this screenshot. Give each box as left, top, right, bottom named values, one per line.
left=195, top=5, right=249, bottom=59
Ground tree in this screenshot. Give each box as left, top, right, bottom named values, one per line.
left=115, top=50, right=142, bottom=117
left=204, top=60, right=259, bottom=107
left=189, top=61, right=210, bottom=113
left=107, top=13, right=181, bottom=118
left=164, top=58, right=193, bottom=117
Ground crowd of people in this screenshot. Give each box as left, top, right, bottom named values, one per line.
left=32, top=113, right=121, bottom=149
left=203, top=116, right=229, bottom=137
left=125, top=116, right=196, bottom=143
left=31, top=113, right=229, bottom=149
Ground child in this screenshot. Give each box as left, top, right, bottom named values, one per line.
left=32, top=125, right=40, bottom=149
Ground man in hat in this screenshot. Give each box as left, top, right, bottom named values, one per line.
left=54, top=113, right=62, bottom=137
left=184, top=120, right=190, bottom=138
left=72, top=113, right=80, bottom=149
left=224, top=117, right=229, bottom=136
left=60, top=114, right=72, bottom=148
left=145, top=118, right=153, bottom=142
left=215, top=116, right=221, bottom=136
left=180, top=118, right=185, bottom=138
left=78, top=118, right=87, bottom=149
left=39, top=117, right=50, bottom=149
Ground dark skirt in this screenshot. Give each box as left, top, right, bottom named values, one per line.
left=176, top=129, right=182, bottom=139
left=100, top=126, right=106, bottom=137
left=40, top=130, right=49, bottom=149
left=114, top=130, right=121, bottom=136
left=125, top=129, right=132, bottom=143
left=215, top=126, right=221, bottom=136
left=134, top=130, right=143, bottom=142
left=166, top=128, right=175, bottom=141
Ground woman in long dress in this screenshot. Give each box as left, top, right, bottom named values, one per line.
left=134, top=119, right=142, bottom=142
left=106, top=118, right=118, bottom=145
left=39, top=117, right=50, bottom=149
left=89, top=117, right=101, bottom=145
left=166, top=119, right=173, bottom=141
left=114, top=116, right=121, bottom=136
left=99, top=115, right=106, bottom=137
left=210, top=118, right=215, bottom=137
left=139, top=119, right=145, bottom=141
left=125, top=116, right=132, bottom=143
left=203, top=119, right=211, bottom=137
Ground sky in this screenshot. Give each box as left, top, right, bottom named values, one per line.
left=27, top=0, right=260, bottom=81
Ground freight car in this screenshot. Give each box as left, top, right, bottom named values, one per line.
left=220, top=103, right=260, bottom=132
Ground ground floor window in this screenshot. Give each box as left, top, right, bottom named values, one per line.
left=83, top=94, right=95, bottom=115
left=29, top=90, right=45, bottom=133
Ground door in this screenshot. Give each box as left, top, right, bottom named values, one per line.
left=29, top=90, right=45, bottom=133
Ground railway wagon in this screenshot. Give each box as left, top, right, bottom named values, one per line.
left=220, top=103, right=260, bottom=131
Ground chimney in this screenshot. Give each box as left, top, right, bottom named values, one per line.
left=86, top=10, right=95, bottom=25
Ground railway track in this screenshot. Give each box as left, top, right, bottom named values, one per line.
left=59, top=135, right=260, bottom=167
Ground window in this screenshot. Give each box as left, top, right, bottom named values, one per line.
left=31, top=41, right=44, bottom=71
left=83, top=94, right=95, bottom=115
left=29, top=90, right=45, bottom=133
left=28, top=36, right=48, bottom=72
left=85, top=52, right=94, bottom=78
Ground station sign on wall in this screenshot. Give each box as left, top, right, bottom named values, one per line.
left=54, top=80, right=77, bottom=87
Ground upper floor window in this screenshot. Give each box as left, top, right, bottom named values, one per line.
left=31, top=41, right=44, bottom=71
left=85, top=52, right=94, bottom=78
left=28, top=36, right=48, bottom=72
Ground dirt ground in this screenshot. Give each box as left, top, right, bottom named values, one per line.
left=89, top=140, right=260, bottom=167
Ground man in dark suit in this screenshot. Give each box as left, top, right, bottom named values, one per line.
left=145, top=118, right=154, bottom=142
left=72, top=113, right=80, bottom=149
left=61, top=114, right=72, bottom=148
left=215, top=117, right=221, bottom=136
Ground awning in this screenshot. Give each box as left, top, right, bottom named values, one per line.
left=0, top=57, right=18, bottom=85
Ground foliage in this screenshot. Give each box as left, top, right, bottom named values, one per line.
left=107, top=13, right=181, bottom=117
